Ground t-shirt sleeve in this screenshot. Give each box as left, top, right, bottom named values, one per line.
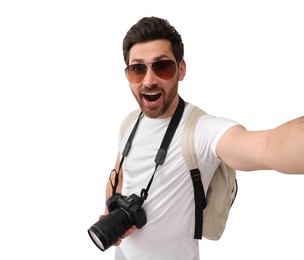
left=195, top=114, right=240, bottom=165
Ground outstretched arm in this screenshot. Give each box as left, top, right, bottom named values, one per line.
left=216, top=116, right=304, bottom=174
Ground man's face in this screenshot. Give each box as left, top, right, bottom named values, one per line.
left=127, top=39, right=186, bottom=119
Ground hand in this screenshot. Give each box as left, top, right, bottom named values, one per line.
left=113, top=225, right=137, bottom=246
left=98, top=214, right=137, bottom=246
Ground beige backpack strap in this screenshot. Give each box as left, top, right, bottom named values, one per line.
left=182, top=106, right=206, bottom=170
left=120, top=109, right=141, bottom=138
left=182, top=106, right=207, bottom=239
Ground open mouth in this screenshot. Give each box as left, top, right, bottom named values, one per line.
left=143, top=93, right=162, bottom=102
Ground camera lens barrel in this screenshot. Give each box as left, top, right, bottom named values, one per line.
left=88, top=208, right=132, bottom=251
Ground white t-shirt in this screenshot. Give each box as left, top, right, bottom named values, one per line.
left=117, top=103, right=239, bottom=260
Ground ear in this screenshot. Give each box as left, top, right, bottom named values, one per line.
left=178, top=59, right=186, bottom=81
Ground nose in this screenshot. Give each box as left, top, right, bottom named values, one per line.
left=142, top=66, right=158, bottom=87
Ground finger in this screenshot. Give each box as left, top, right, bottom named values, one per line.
left=120, top=225, right=137, bottom=239
left=113, top=239, right=122, bottom=246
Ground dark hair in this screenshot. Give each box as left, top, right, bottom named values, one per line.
left=123, top=16, right=184, bottom=65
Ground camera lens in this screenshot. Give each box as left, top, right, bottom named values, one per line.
left=88, top=208, right=132, bottom=251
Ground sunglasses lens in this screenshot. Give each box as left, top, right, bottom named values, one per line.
left=126, top=64, right=147, bottom=83
left=125, top=60, right=177, bottom=83
left=152, top=60, right=177, bottom=80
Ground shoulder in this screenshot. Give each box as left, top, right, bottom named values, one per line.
left=119, top=108, right=141, bottom=138
left=185, top=103, right=241, bottom=159
left=185, top=103, right=240, bottom=136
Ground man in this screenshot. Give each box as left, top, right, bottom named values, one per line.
left=101, top=17, right=304, bottom=259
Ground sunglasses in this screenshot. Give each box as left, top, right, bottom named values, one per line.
left=125, top=60, right=178, bottom=83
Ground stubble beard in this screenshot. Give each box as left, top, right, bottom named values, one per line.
left=132, top=81, right=178, bottom=119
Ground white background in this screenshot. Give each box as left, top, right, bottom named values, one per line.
left=0, top=1, right=303, bottom=259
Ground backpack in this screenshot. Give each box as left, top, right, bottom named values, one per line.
left=120, top=105, right=238, bottom=240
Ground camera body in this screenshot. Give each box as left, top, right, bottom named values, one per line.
left=88, top=193, right=147, bottom=252
left=107, top=193, right=147, bottom=229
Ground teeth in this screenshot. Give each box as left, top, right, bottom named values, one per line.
left=143, top=93, right=159, bottom=95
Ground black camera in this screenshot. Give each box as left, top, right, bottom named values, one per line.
left=88, top=193, right=147, bottom=251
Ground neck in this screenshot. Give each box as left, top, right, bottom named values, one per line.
left=158, top=94, right=181, bottom=119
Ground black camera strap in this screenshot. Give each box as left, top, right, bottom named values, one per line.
left=111, top=96, right=185, bottom=203
left=141, top=96, right=185, bottom=202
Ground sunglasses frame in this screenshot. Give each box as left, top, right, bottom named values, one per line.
left=125, top=59, right=179, bottom=83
